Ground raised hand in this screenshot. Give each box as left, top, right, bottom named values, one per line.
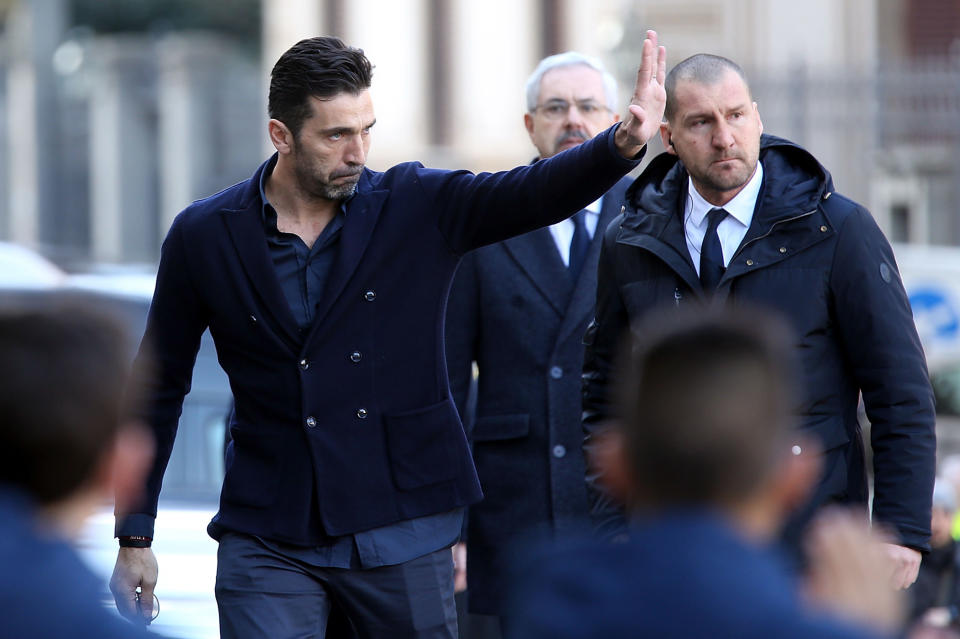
left=614, top=29, right=667, bottom=158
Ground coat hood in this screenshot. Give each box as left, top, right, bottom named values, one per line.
left=622, top=135, right=835, bottom=232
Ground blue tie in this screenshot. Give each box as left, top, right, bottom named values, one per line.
left=568, top=210, right=591, bottom=280
left=700, top=208, right=727, bottom=289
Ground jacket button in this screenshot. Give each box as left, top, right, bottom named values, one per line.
left=299, top=359, right=309, bottom=370
left=364, top=290, right=376, bottom=302
left=820, top=225, right=828, bottom=233
left=357, top=408, right=368, bottom=419
left=746, top=259, right=755, bottom=266
left=306, top=416, right=317, bottom=428
left=779, top=247, right=787, bottom=254
left=550, top=366, right=563, bottom=379
left=249, top=314, right=258, bottom=324
left=350, top=351, right=362, bottom=363
left=552, top=445, right=567, bottom=458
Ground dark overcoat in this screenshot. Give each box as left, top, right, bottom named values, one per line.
left=445, top=177, right=630, bottom=613
left=116, top=125, right=641, bottom=544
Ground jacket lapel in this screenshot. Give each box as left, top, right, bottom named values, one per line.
left=222, top=203, right=301, bottom=349
left=502, top=228, right=572, bottom=317
left=556, top=182, right=626, bottom=344
left=306, top=184, right=389, bottom=343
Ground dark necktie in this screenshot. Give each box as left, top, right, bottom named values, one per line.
left=699, top=207, right=727, bottom=290
left=568, top=210, right=591, bottom=280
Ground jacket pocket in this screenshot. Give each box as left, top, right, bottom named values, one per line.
left=220, top=428, right=279, bottom=508
left=472, top=414, right=530, bottom=442
left=384, top=399, right=460, bottom=491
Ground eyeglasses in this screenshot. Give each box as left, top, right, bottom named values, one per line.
left=532, top=99, right=612, bottom=121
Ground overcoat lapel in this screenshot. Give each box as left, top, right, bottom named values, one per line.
left=502, top=228, right=572, bottom=317
left=223, top=205, right=301, bottom=350
left=556, top=195, right=621, bottom=345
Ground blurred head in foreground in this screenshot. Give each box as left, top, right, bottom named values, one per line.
left=600, top=307, right=818, bottom=538
left=0, top=296, right=153, bottom=534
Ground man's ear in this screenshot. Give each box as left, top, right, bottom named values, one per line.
left=768, top=436, right=821, bottom=515
left=523, top=113, right=536, bottom=140
left=589, top=426, right=633, bottom=506
left=268, top=119, right=294, bottom=154
left=659, top=122, right=676, bottom=155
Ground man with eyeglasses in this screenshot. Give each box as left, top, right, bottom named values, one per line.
left=445, top=51, right=632, bottom=634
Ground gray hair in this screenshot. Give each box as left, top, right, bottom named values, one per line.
left=525, top=51, right=618, bottom=112
left=664, top=54, right=751, bottom=122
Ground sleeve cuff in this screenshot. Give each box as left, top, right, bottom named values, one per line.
left=115, top=513, right=157, bottom=539
left=605, top=122, right=647, bottom=165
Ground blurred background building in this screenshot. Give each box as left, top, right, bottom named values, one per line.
left=0, top=0, right=956, bottom=262
left=2, top=0, right=959, bottom=261
left=1, top=3, right=959, bottom=637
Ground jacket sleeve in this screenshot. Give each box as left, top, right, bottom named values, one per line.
left=581, top=218, right=630, bottom=540
left=115, top=214, right=209, bottom=539
left=424, top=124, right=643, bottom=255
left=445, top=252, right=480, bottom=438
left=829, top=203, right=936, bottom=552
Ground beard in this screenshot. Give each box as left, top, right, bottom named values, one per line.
left=689, top=154, right=756, bottom=196
left=291, top=147, right=363, bottom=201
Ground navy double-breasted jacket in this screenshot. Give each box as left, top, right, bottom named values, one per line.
left=117, top=125, right=641, bottom=544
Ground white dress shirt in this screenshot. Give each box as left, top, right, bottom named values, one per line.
left=549, top=197, right=602, bottom=266
left=684, top=163, right=764, bottom=276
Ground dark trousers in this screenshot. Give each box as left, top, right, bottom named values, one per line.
left=215, top=533, right=458, bottom=639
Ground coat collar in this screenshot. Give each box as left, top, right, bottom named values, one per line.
left=615, top=135, right=835, bottom=295
left=222, top=157, right=389, bottom=349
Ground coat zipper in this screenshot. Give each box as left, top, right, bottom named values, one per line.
left=729, top=208, right=818, bottom=264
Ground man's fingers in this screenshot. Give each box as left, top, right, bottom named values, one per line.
left=138, top=584, right=156, bottom=620
left=111, top=585, right=140, bottom=620
left=881, top=543, right=921, bottom=590
left=634, top=31, right=655, bottom=95
left=453, top=542, right=468, bottom=593
left=656, top=44, right=666, bottom=85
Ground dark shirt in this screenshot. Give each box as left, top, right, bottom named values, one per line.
left=256, top=158, right=462, bottom=568
left=261, top=182, right=345, bottom=332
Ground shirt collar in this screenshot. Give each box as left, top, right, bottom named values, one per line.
left=259, top=154, right=354, bottom=231
left=686, top=161, right=764, bottom=229
left=585, top=196, right=603, bottom=215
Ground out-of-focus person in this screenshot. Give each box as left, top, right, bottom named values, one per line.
left=444, top=50, right=630, bottom=632
left=908, top=480, right=960, bottom=632
left=938, top=456, right=960, bottom=542
left=581, top=52, right=936, bottom=587
left=508, top=308, right=904, bottom=639
left=0, top=297, right=161, bottom=639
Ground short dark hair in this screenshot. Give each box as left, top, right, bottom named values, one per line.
left=0, top=297, right=133, bottom=504
left=664, top=54, right=751, bottom=122
left=616, top=308, right=796, bottom=509
left=268, top=36, right=374, bottom=138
